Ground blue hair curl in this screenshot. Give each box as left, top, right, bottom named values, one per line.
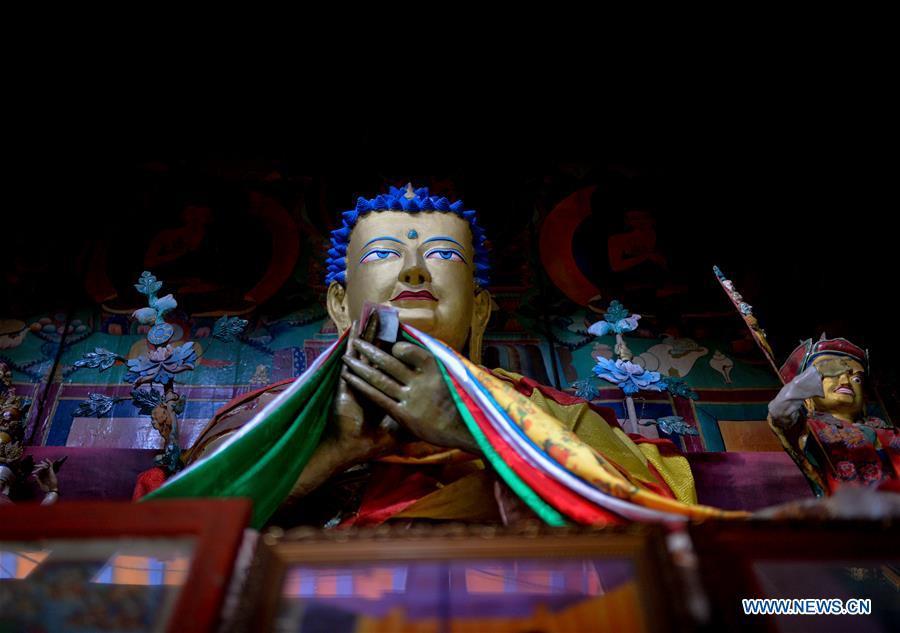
left=325, top=185, right=490, bottom=287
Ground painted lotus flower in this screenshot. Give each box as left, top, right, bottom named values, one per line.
left=125, top=342, right=198, bottom=386
left=592, top=358, right=663, bottom=395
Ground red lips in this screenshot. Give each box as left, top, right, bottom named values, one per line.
left=391, top=290, right=437, bottom=301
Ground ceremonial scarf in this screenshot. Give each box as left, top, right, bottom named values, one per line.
left=144, top=326, right=747, bottom=527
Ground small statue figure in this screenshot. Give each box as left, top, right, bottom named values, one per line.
left=0, top=361, right=63, bottom=504
left=768, top=336, right=899, bottom=496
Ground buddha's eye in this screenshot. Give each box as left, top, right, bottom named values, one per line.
left=851, top=375, right=863, bottom=384
left=424, top=248, right=466, bottom=263
left=359, top=249, right=400, bottom=264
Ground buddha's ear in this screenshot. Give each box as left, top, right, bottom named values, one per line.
left=468, top=288, right=493, bottom=365
left=327, top=282, right=351, bottom=334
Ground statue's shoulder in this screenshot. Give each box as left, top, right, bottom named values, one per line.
left=184, top=378, right=296, bottom=465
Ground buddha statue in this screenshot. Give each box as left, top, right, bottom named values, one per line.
left=149, top=185, right=736, bottom=527
left=769, top=336, right=900, bottom=496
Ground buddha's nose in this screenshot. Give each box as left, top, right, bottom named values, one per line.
left=401, top=267, right=429, bottom=285
left=400, top=253, right=432, bottom=286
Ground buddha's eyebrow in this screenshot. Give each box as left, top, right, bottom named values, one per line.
left=362, top=236, right=404, bottom=248
left=422, top=236, right=464, bottom=248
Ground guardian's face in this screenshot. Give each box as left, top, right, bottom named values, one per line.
left=332, top=211, right=481, bottom=352
left=810, top=355, right=866, bottom=420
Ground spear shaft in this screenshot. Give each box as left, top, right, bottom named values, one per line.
left=712, top=266, right=783, bottom=384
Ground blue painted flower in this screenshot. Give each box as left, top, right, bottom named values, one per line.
left=661, top=376, right=699, bottom=400
left=152, top=293, right=177, bottom=317
left=132, top=307, right=158, bottom=325
left=587, top=320, right=612, bottom=337
left=588, top=300, right=641, bottom=336
left=655, top=416, right=699, bottom=436
left=72, top=393, right=125, bottom=418
left=134, top=271, right=163, bottom=297
left=592, top=358, right=664, bottom=395
left=572, top=379, right=599, bottom=401
left=125, top=342, right=198, bottom=386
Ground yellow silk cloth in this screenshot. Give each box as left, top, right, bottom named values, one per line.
left=393, top=468, right=502, bottom=522
left=490, top=369, right=698, bottom=506
left=379, top=363, right=745, bottom=521
left=471, top=362, right=742, bottom=519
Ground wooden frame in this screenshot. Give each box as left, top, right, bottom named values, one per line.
left=238, top=523, right=683, bottom=633
left=0, top=499, right=251, bottom=633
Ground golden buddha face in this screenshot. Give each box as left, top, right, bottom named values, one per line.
left=327, top=211, right=491, bottom=360
left=809, top=354, right=866, bottom=421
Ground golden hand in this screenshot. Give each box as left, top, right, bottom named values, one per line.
left=341, top=337, right=480, bottom=454
left=285, top=325, right=400, bottom=503
left=330, top=373, right=400, bottom=460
